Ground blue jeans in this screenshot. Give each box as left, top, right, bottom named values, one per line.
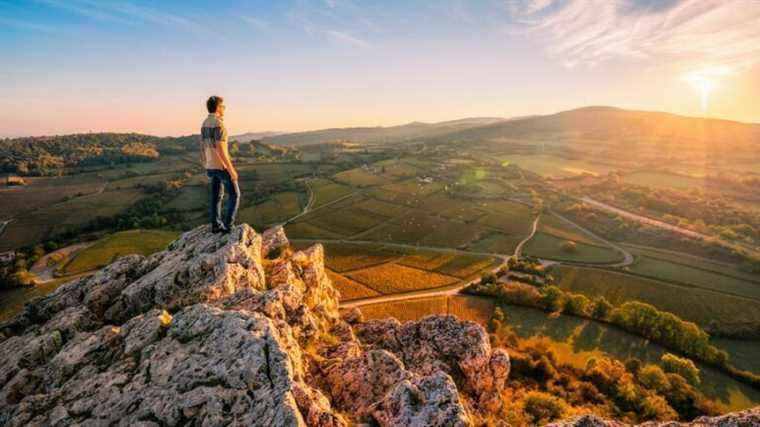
left=207, top=169, right=240, bottom=229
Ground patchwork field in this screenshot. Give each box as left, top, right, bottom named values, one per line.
left=62, top=229, right=179, bottom=275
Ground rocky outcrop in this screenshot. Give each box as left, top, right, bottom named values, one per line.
left=0, top=224, right=508, bottom=426
left=1, top=224, right=758, bottom=426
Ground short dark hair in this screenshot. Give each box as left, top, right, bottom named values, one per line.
left=206, top=96, right=223, bottom=113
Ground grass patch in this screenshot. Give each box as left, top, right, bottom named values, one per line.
left=63, top=229, right=179, bottom=275
left=523, top=232, right=622, bottom=264
left=470, top=232, right=523, bottom=255
left=346, top=263, right=458, bottom=294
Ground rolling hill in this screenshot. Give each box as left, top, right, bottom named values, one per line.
left=259, top=117, right=509, bottom=146
left=424, top=106, right=760, bottom=146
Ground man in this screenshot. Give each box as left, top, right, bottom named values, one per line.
left=200, top=96, right=240, bottom=234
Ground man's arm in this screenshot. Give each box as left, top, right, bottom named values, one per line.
left=198, top=136, right=207, bottom=167
left=216, top=139, right=238, bottom=181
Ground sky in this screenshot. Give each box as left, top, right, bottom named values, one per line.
left=1, top=0, right=760, bottom=137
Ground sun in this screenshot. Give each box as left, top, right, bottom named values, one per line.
left=687, top=75, right=714, bottom=114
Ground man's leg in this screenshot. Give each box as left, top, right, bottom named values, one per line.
left=208, top=170, right=225, bottom=230
left=221, top=170, right=240, bottom=230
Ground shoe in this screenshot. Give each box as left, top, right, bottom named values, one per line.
left=211, top=226, right=227, bottom=234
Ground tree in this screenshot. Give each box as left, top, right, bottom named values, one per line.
left=591, top=295, right=613, bottom=320
left=540, top=286, right=565, bottom=312
left=661, top=353, right=700, bottom=385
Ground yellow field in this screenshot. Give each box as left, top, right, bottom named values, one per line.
left=357, top=295, right=494, bottom=325
left=326, top=269, right=380, bottom=300
left=346, top=263, right=458, bottom=294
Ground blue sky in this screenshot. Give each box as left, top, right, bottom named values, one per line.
left=2, top=0, right=759, bottom=136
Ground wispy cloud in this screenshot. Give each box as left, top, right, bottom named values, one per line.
left=35, top=0, right=215, bottom=37
left=0, top=17, right=57, bottom=33
left=322, top=29, right=369, bottom=48
left=35, top=0, right=135, bottom=25
left=286, top=0, right=373, bottom=49
left=241, top=16, right=270, bottom=31
left=507, top=0, right=760, bottom=72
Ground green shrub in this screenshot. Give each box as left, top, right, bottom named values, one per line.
left=661, top=353, right=700, bottom=385
left=522, top=391, right=567, bottom=424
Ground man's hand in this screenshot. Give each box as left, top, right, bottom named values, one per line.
left=229, top=169, right=239, bottom=182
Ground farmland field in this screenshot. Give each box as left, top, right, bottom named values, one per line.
left=553, top=266, right=760, bottom=330
left=62, top=229, right=179, bottom=275
left=498, top=154, right=616, bottom=178
left=326, top=269, right=380, bottom=300
left=498, top=304, right=760, bottom=412
left=357, top=294, right=493, bottom=325
left=712, top=338, right=760, bottom=375
left=627, top=255, right=760, bottom=300
left=470, top=232, right=523, bottom=254
left=346, top=263, right=459, bottom=294
left=316, top=243, right=399, bottom=272
left=622, top=171, right=707, bottom=190
left=334, top=168, right=389, bottom=187
left=523, top=232, right=622, bottom=263
left=310, top=179, right=354, bottom=208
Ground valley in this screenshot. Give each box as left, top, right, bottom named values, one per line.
left=2, top=106, right=760, bottom=419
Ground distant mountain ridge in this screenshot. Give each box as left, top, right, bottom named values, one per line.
left=231, top=131, right=283, bottom=143
left=259, top=117, right=512, bottom=146
left=423, top=106, right=760, bottom=145
left=255, top=107, right=760, bottom=147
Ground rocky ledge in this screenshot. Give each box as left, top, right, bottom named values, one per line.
left=0, top=224, right=757, bottom=426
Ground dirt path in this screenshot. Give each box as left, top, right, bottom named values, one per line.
left=0, top=219, right=12, bottom=240
left=546, top=210, right=634, bottom=268
left=580, top=196, right=708, bottom=240
left=30, top=242, right=94, bottom=283
left=514, top=215, right=540, bottom=258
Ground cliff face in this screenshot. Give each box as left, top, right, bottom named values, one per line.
left=0, top=224, right=757, bottom=426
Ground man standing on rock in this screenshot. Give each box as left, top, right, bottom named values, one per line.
left=200, top=95, right=240, bottom=234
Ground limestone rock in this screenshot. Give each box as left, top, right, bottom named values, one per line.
left=0, top=224, right=510, bottom=426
